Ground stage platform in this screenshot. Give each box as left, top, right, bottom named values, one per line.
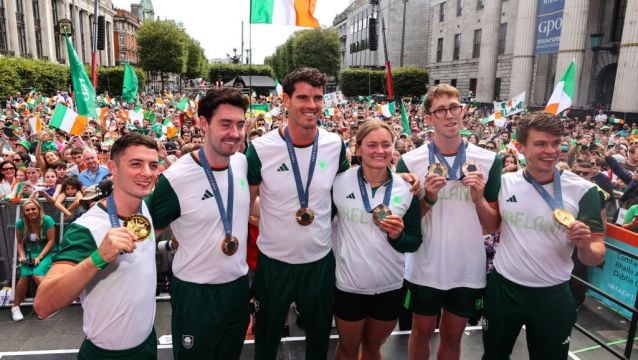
left=0, top=296, right=635, bottom=359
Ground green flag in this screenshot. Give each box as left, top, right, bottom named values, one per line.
left=122, top=63, right=138, bottom=103
left=177, top=98, right=189, bottom=111
left=400, top=101, right=411, bottom=136
left=65, top=34, right=97, bottom=119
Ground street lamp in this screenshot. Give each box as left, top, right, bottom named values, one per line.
left=590, top=33, right=619, bottom=54
left=227, top=48, right=241, bottom=64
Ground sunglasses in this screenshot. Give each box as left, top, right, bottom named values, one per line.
left=13, top=158, right=22, bottom=162
left=1, top=167, right=15, bottom=172
left=486, top=146, right=496, bottom=150
left=574, top=170, right=591, bottom=176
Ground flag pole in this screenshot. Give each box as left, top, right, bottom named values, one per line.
left=381, top=17, right=394, bottom=102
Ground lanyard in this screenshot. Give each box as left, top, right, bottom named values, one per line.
left=106, top=194, right=142, bottom=228
left=428, top=140, right=466, bottom=180
left=198, top=148, right=234, bottom=237
left=357, top=167, right=393, bottom=213
left=284, top=127, right=319, bottom=209
left=524, top=168, right=563, bottom=210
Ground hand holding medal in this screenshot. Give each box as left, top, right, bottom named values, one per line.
left=461, top=160, right=486, bottom=203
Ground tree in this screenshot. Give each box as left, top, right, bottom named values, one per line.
left=184, top=39, right=206, bottom=79
left=137, top=20, right=188, bottom=91
left=266, top=29, right=340, bottom=80
left=292, top=29, right=340, bottom=78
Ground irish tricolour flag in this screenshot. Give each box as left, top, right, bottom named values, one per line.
left=545, top=59, right=575, bottom=115
left=250, top=0, right=320, bottom=28
left=50, top=104, right=88, bottom=136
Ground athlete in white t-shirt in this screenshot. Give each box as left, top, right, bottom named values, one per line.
left=397, top=84, right=502, bottom=360
left=483, top=112, right=605, bottom=360
left=34, top=133, right=160, bottom=359
left=332, top=120, right=422, bottom=359
left=149, top=88, right=251, bottom=360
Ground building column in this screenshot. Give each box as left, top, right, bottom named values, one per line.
left=4, top=0, right=18, bottom=55
left=40, top=0, right=55, bottom=60
left=510, top=0, right=538, bottom=102
left=24, top=0, right=37, bottom=57
left=107, top=21, right=114, bottom=66
left=57, top=0, right=68, bottom=63
left=555, top=0, right=589, bottom=108
left=611, top=0, right=638, bottom=112
left=84, top=11, right=91, bottom=62
left=476, top=0, right=501, bottom=102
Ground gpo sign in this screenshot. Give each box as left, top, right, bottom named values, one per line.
left=538, top=17, right=562, bottom=37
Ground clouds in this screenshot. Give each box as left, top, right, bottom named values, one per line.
left=111, top=0, right=349, bottom=64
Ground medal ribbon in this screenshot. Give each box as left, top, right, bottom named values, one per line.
left=284, top=127, right=319, bottom=209
left=357, top=167, right=393, bottom=213
left=524, top=167, right=563, bottom=210
left=428, top=140, right=466, bottom=180
left=198, top=148, right=234, bottom=237
left=106, top=194, right=142, bottom=228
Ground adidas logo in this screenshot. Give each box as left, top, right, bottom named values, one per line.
left=562, top=336, right=571, bottom=345
left=201, top=189, right=214, bottom=200
left=346, top=193, right=356, bottom=199
left=506, top=195, right=517, bottom=203
left=277, top=163, right=289, bottom=172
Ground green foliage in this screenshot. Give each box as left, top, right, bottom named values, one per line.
left=208, top=64, right=274, bottom=83
left=339, top=67, right=428, bottom=97
left=292, top=29, right=340, bottom=77
left=0, top=57, right=68, bottom=97
left=185, top=39, right=207, bottom=79
left=392, top=67, right=429, bottom=97
left=95, top=66, right=146, bottom=97
left=137, top=20, right=189, bottom=75
left=267, top=29, right=340, bottom=80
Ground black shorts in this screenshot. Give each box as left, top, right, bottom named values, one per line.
left=334, top=287, right=403, bottom=322
left=404, top=280, right=484, bottom=318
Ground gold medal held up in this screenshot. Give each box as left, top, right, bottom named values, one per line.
left=296, top=208, right=315, bottom=226
left=462, top=160, right=480, bottom=176
left=553, top=208, right=575, bottom=227
left=429, top=163, right=448, bottom=178
left=221, top=235, right=239, bottom=256
left=124, top=214, right=151, bottom=241
left=372, top=204, right=392, bottom=226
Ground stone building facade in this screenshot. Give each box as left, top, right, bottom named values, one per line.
left=113, top=8, right=140, bottom=65
left=0, top=0, right=116, bottom=66
left=334, top=0, right=637, bottom=113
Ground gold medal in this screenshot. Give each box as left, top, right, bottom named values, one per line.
left=124, top=214, right=151, bottom=241
left=552, top=208, right=575, bottom=227
left=221, top=235, right=239, bottom=256
left=372, top=204, right=392, bottom=226
left=428, top=163, right=448, bottom=178
left=295, top=208, right=315, bottom=226
left=462, top=160, right=480, bottom=176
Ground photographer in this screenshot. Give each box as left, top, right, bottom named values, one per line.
left=11, top=199, right=57, bottom=321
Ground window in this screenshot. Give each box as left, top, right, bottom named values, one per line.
left=613, top=0, right=627, bottom=42
left=0, top=0, right=7, bottom=52
left=473, top=29, right=481, bottom=58
left=119, top=34, right=124, bottom=46
left=457, top=0, right=463, bottom=16
left=477, top=0, right=484, bottom=9
left=439, top=2, right=445, bottom=22
left=453, top=33, right=461, bottom=60
left=469, top=78, right=477, bottom=96
left=16, top=0, right=27, bottom=55
left=498, top=23, right=507, bottom=55
left=33, top=0, right=42, bottom=58
left=436, top=37, right=443, bottom=62
left=52, top=0, right=61, bottom=61
left=494, top=78, right=501, bottom=100
left=451, top=79, right=457, bottom=87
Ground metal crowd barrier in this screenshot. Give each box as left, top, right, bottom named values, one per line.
left=571, top=227, right=638, bottom=359
left=0, top=198, right=174, bottom=307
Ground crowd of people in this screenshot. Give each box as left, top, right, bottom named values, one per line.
left=1, top=65, right=634, bottom=359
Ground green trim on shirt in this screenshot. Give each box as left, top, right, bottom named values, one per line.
left=245, top=143, right=262, bottom=185
left=577, top=186, right=604, bottom=233
left=484, top=155, right=502, bottom=202
left=54, top=223, right=96, bottom=264
left=395, top=158, right=409, bottom=174
left=387, top=195, right=422, bottom=253
left=148, top=174, right=181, bottom=229
left=338, top=142, right=349, bottom=174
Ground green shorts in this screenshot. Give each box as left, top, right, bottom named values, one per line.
left=171, top=275, right=250, bottom=360
left=482, top=271, right=576, bottom=360
left=403, top=280, right=484, bottom=318
left=19, top=251, right=55, bottom=278
left=78, top=328, right=157, bottom=360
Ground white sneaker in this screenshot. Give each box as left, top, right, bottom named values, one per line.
left=11, top=306, right=23, bottom=321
